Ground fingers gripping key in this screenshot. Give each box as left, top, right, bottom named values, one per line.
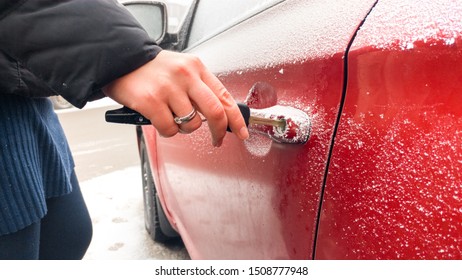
left=105, top=103, right=311, bottom=144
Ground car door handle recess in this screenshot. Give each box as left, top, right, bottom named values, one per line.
left=105, top=103, right=310, bottom=144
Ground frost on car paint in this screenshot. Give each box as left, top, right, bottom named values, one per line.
left=161, top=0, right=379, bottom=259
left=353, top=0, right=462, bottom=50
left=316, top=0, right=462, bottom=259
left=322, top=108, right=462, bottom=259
left=190, top=0, right=380, bottom=73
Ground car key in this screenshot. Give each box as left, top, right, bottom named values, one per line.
left=105, top=106, right=152, bottom=125
left=105, top=103, right=250, bottom=132
left=105, top=103, right=310, bottom=144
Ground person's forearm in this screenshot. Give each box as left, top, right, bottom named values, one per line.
left=0, top=0, right=160, bottom=108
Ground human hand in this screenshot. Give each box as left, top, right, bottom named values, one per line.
left=103, top=50, right=249, bottom=147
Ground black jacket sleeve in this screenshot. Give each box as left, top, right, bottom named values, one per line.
left=0, top=0, right=162, bottom=108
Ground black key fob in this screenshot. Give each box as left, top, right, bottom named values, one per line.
left=105, top=106, right=151, bottom=125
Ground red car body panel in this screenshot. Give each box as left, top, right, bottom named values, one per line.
left=140, top=0, right=462, bottom=259
left=316, top=0, right=462, bottom=259
left=143, top=0, right=377, bottom=259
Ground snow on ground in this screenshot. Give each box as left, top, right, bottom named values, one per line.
left=80, top=166, right=189, bottom=260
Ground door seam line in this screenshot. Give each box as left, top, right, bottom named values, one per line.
left=311, top=0, right=380, bottom=260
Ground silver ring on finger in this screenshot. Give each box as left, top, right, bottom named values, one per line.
left=174, top=108, right=197, bottom=125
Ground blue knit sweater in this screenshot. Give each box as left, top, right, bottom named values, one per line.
left=0, top=94, right=74, bottom=235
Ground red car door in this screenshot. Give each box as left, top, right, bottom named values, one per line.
left=316, top=0, right=462, bottom=259
left=146, top=0, right=377, bottom=259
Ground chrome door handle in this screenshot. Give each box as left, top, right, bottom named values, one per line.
left=244, top=103, right=311, bottom=144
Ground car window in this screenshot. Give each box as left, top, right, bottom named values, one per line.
left=187, top=0, right=283, bottom=48
left=162, top=0, right=193, bottom=33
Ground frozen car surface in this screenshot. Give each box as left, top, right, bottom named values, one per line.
left=317, top=0, right=462, bottom=259
left=131, top=0, right=462, bottom=259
